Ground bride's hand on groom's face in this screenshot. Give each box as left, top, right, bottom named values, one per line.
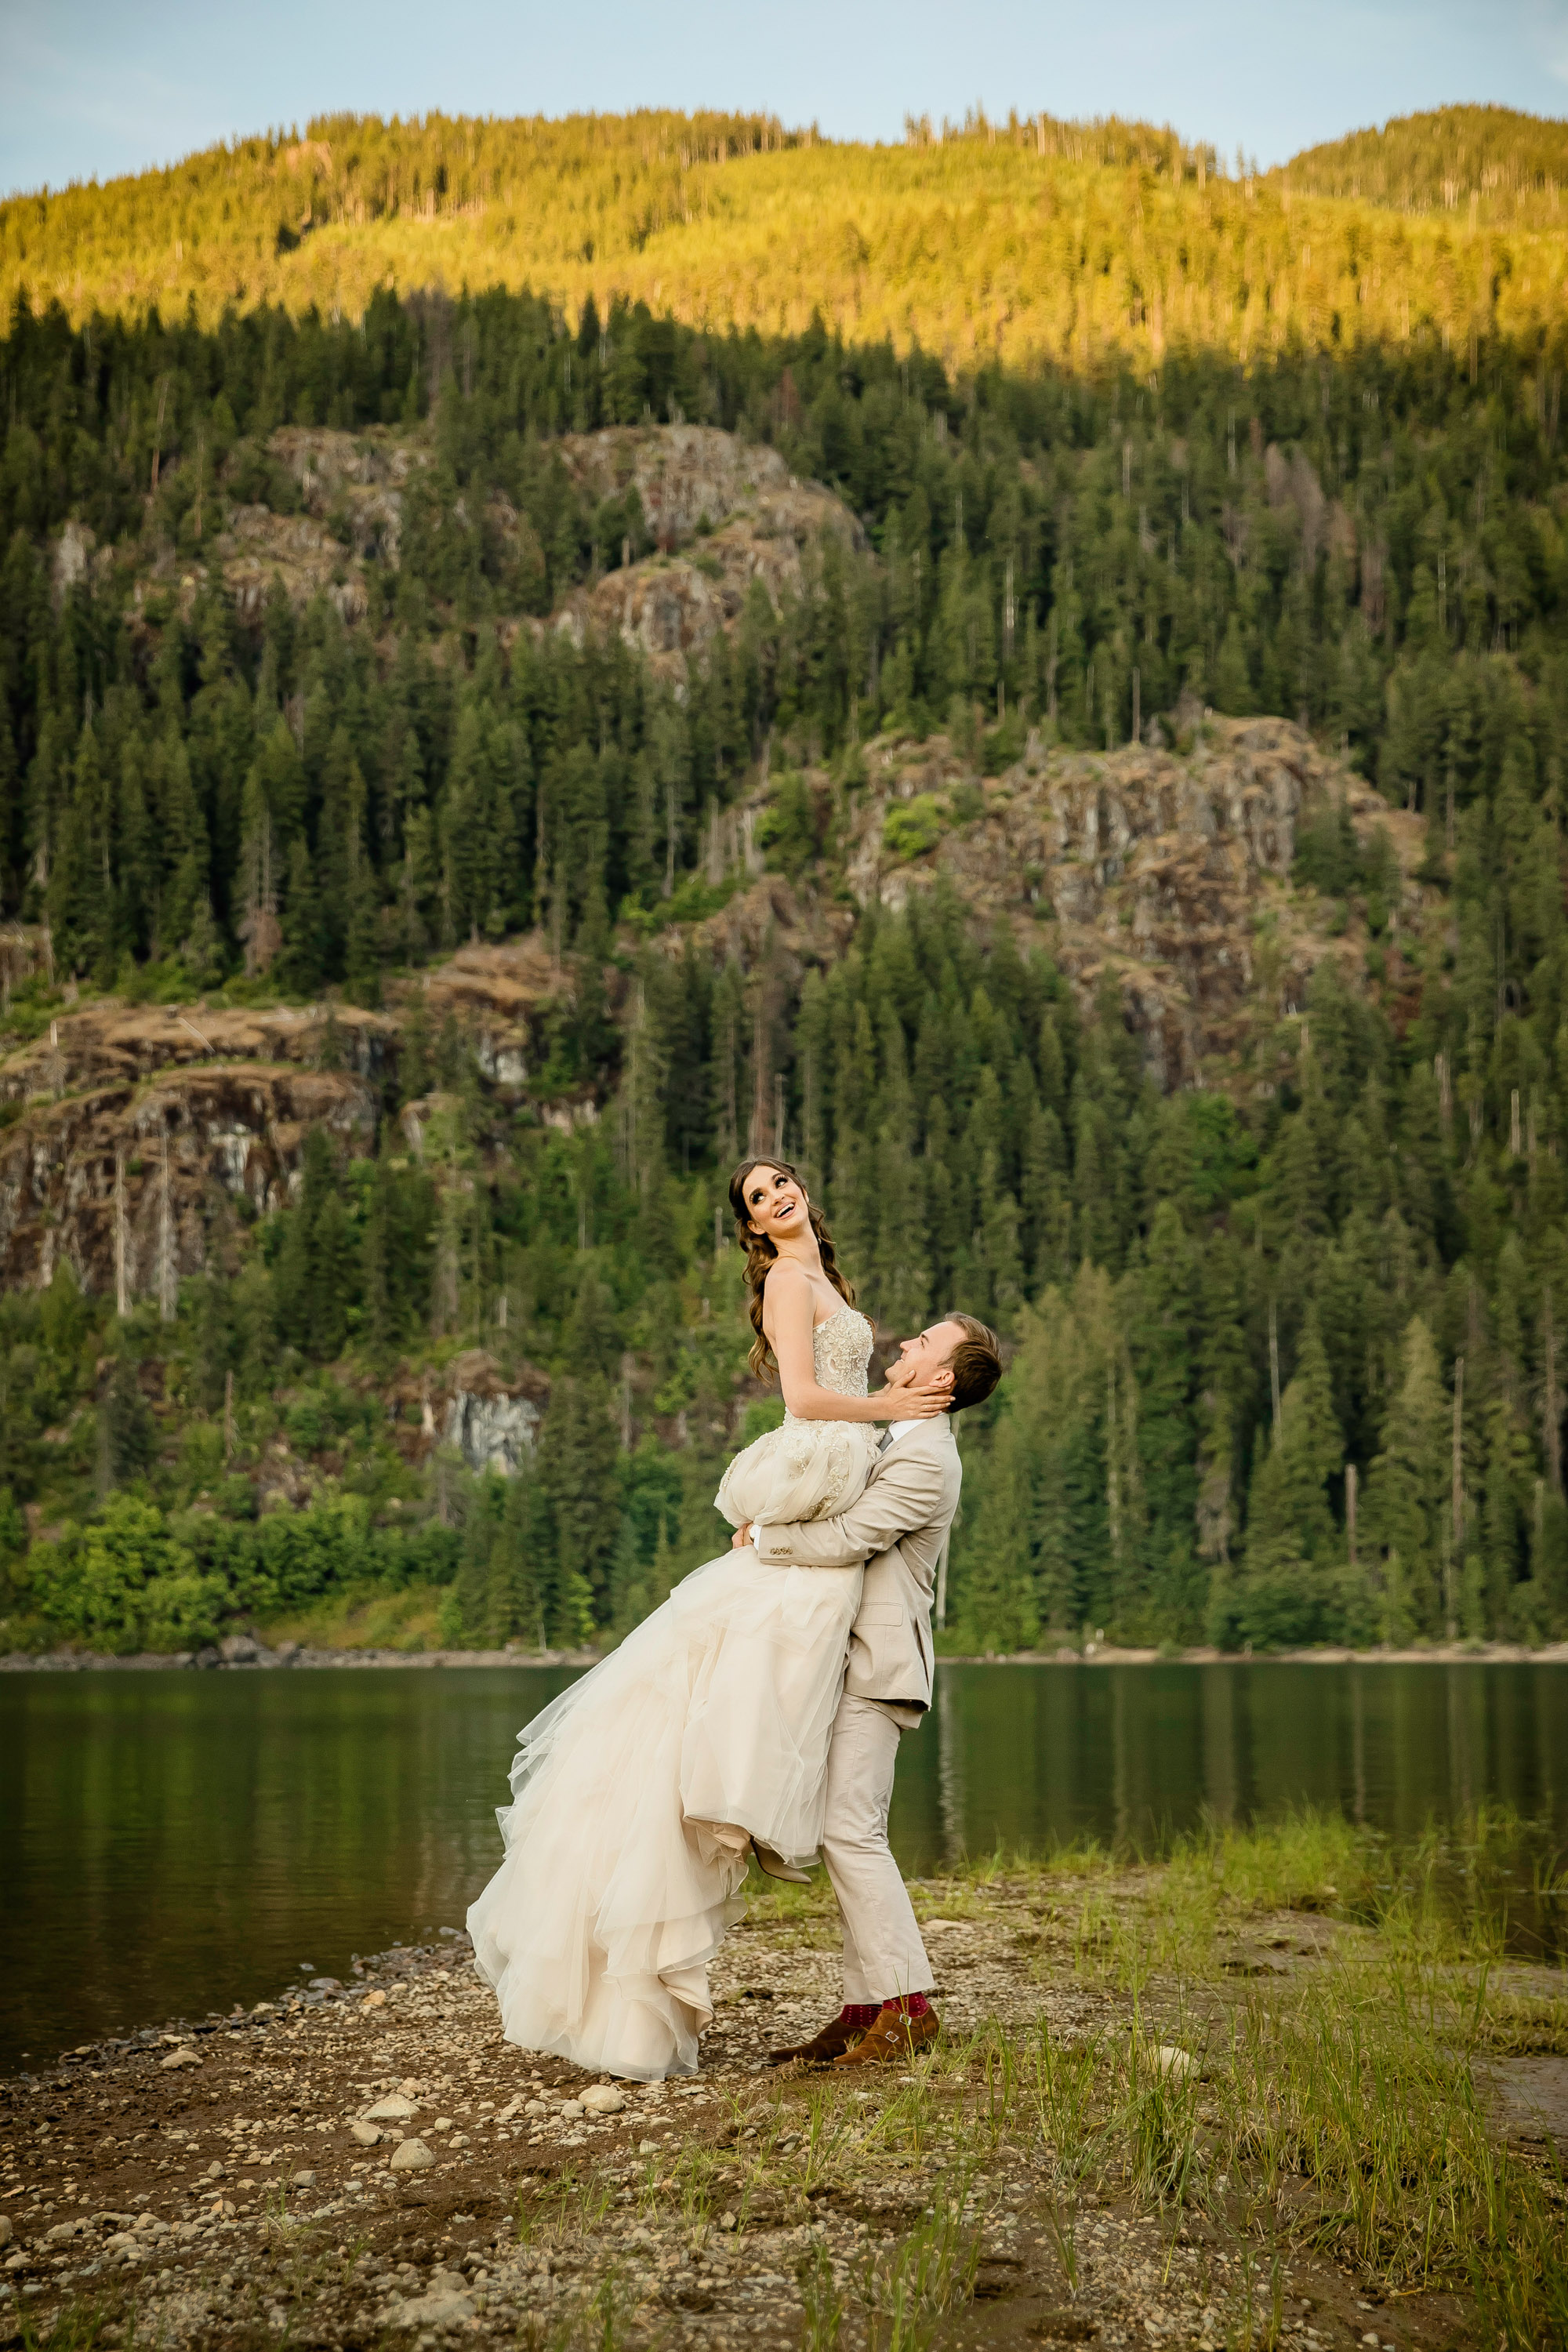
left=889, top=1366, right=953, bottom=1417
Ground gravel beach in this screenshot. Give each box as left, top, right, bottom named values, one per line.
left=2, top=1836, right=1562, bottom=2351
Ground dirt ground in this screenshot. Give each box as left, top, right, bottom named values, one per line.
left=10, top=1845, right=1560, bottom=2352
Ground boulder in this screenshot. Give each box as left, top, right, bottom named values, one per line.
left=387, top=2139, right=435, bottom=2172
left=365, top=2094, right=416, bottom=2121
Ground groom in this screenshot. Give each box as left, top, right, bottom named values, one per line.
left=733, top=1312, right=1002, bottom=2067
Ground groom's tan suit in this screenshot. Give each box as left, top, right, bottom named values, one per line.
left=753, top=1415, right=960, bottom=2002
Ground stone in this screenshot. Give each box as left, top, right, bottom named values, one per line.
left=349, top=2122, right=382, bottom=2147
left=637, top=2139, right=659, bottom=2155
left=580, top=2085, right=625, bottom=2116
left=441, top=1377, right=540, bottom=1476
left=365, top=2095, right=416, bottom=2121
left=291, top=2170, right=316, bottom=2189
left=387, top=2140, right=435, bottom=2172
left=1152, top=2045, right=1195, bottom=2079
left=559, top=2100, right=584, bottom=2121
left=0, top=2222, right=11, bottom=2248
left=159, top=2047, right=202, bottom=2071
left=392, top=2282, right=474, bottom=2329
left=361, top=1990, right=387, bottom=2009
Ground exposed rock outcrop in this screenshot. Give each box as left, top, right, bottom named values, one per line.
left=201, top=426, right=428, bottom=620
left=849, top=715, right=1420, bottom=1084
left=0, top=1065, right=379, bottom=1300
left=437, top=1351, right=546, bottom=1475
left=0, top=1000, right=391, bottom=1106
left=551, top=424, right=864, bottom=673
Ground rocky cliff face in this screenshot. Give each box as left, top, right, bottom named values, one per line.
left=550, top=424, right=864, bottom=674
left=662, top=716, right=1418, bottom=1091
left=119, top=418, right=866, bottom=670
left=0, top=1002, right=390, bottom=1300
left=848, top=714, right=1417, bottom=1084
left=0, top=951, right=602, bottom=1301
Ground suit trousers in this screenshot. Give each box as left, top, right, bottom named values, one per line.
left=820, top=1694, right=935, bottom=2004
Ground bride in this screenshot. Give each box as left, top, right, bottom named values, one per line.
left=466, top=1157, right=952, bottom=2082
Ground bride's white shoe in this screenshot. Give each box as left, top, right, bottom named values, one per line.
left=750, top=1838, right=816, bottom=1885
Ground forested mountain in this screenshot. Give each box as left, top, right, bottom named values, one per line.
left=1276, top=106, right=1568, bottom=228
left=5, top=103, right=1568, bottom=373
left=3, top=101, right=1568, bottom=1659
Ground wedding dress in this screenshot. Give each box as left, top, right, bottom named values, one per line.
left=467, top=1305, right=880, bottom=2081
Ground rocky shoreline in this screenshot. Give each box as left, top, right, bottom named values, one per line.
left=2, top=1836, right=1561, bottom=2352
left=4, top=1637, right=1566, bottom=1673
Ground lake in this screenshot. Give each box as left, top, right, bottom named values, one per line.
left=3, top=1660, right=1565, bottom=2075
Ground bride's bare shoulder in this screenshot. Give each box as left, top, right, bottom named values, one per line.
left=759, top=1260, right=812, bottom=1313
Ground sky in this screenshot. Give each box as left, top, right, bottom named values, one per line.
left=2, top=0, right=1566, bottom=201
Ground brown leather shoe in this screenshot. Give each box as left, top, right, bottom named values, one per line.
left=764, top=2013, right=861, bottom=2068
left=832, top=2003, right=940, bottom=2067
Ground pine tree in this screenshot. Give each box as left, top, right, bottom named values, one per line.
left=537, top=1375, right=620, bottom=1628
left=1126, top=1200, right=1201, bottom=1635
left=1234, top=1308, right=1346, bottom=1646
left=488, top=1463, right=548, bottom=1646
left=1365, top=1316, right=1449, bottom=1639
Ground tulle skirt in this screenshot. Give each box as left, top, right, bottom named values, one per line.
left=715, top=1412, right=879, bottom=1530
left=466, top=1543, right=863, bottom=2081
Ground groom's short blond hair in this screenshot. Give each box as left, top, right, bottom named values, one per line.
left=942, top=1314, right=1002, bottom=1412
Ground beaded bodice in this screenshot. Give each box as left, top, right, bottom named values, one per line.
left=799, top=1304, right=873, bottom=1403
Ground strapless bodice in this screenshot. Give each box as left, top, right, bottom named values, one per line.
left=803, top=1304, right=873, bottom=1401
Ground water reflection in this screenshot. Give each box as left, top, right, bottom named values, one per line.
left=899, top=1664, right=1566, bottom=1867
left=2, top=1661, right=1564, bottom=2072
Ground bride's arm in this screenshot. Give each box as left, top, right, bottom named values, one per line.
left=764, top=1266, right=951, bottom=1425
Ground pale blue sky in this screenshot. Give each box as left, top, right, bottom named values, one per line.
left=2, top=0, right=1566, bottom=201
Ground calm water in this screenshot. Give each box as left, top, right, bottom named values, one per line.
left=2, top=1661, right=1565, bottom=2075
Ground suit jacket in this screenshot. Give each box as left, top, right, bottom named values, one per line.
left=752, top=1417, right=960, bottom=1713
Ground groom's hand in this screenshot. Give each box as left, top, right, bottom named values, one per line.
left=731, top=1521, right=756, bottom=1550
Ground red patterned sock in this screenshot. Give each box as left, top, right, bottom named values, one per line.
left=839, top=2003, right=880, bottom=2031
left=887, top=1994, right=931, bottom=2019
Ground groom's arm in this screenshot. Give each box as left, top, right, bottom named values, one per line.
left=751, top=1444, right=946, bottom=1571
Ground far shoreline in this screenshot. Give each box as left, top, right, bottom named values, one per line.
left=4, top=1638, right=1567, bottom=1675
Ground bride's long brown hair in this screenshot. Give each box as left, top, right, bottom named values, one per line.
left=727, top=1158, right=856, bottom=1380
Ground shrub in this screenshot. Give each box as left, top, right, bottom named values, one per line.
left=26, top=1495, right=227, bottom=1653
left=882, top=793, right=946, bottom=861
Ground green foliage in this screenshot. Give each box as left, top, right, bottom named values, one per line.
left=24, top=1494, right=225, bottom=1653
left=1277, top=104, right=1568, bottom=227
left=881, top=793, right=947, bottom=862
left=6, top=105, right=1568, bottom=378
left=757, top=769, right=818, bottom=879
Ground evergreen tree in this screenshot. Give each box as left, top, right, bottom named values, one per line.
left=1365, top=1317, right=1450, bottom=1639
